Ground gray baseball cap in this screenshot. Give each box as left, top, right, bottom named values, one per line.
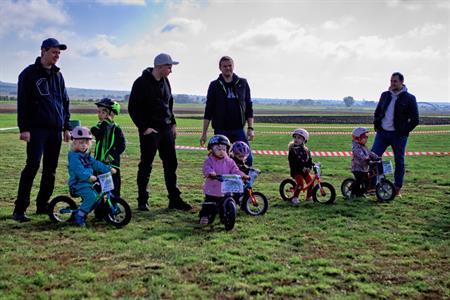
left=154, top=53, right=179, bottom=66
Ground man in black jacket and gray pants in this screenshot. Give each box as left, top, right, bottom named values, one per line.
left=128, top=53, right=192, bottom=211
left=14, top=38, right=71, bottom=222
left=372, top=72, right=419, bottom=197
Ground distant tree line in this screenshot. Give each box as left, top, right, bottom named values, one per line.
left=0, top=95, right=16, bottom=101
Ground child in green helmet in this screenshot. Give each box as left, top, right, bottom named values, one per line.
left=91, top=98, right=126, bottom=199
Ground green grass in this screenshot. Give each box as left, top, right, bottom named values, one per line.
left=0, top=113, right=449, bottom=299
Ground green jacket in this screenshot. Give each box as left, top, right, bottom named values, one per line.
left=91, top=119, right=126, bottom=168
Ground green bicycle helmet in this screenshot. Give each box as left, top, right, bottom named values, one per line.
left=95, top=98, right=121, bottom=115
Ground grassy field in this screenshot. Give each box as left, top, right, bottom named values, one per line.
left=0, top=112, right=449, bottom=299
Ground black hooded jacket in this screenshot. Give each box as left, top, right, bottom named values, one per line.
left=17, top=57, right=70, bottom=132
left=128, top=68, right=176, bottom=133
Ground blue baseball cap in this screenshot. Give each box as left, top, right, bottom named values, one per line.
left=154, top=53, right=179, bottom=66
left=41, top=38, right=67, bottom=50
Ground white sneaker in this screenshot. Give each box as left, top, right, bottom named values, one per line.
left=305, top=197, right=314, bottom=203
left=199, top=216, right=209, bottom=225
left=291, top=197, right=300, bottom=205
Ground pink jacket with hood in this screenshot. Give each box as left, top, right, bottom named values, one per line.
left=203, top=153, right=245, bottom=197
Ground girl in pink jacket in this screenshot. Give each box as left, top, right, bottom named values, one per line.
left=200, top=135, right=248, bottom=225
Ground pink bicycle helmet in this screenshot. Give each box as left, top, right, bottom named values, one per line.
left=292, top=128, right=309, bottom=142
left=231, top=141, right=251, bottom=158
left=71, top=126, right=93, bottom=140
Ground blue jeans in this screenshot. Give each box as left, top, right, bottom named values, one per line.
left=214, top=128, right=253, bottom=166
left=371, top=130, right=408, bottom=188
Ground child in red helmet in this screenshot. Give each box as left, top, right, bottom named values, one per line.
left=351, top=127, right=379, bottom=198
left=68, top=126, right=116, bottom=227
left=288, top=128, right=314, bottom=205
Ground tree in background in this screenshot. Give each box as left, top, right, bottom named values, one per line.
left=343, top=96, right=355, bottom=107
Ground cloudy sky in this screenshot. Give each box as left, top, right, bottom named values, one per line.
left=0, top=0, right=449, bottom=102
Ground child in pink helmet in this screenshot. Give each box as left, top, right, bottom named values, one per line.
left=288, top=128, right=314, bottom=205
left=351, top=127, right=379, bottom=198
left=68, top=126, right=116, bottom=227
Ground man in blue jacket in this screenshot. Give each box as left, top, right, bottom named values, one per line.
left=200, top=56, right=255, bottom=165
left=371, top=72, right=419, bottom=197
left=13, top=38, right=71, bottom=222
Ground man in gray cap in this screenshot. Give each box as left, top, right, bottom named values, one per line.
left=13, top=38, right=71, bottom=222
left=128, top=53, right=192, bottom=212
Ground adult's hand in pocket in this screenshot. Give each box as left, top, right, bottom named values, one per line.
left=143, top=128, right=158, bottom=135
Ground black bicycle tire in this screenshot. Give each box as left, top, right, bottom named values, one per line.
left=279, top=178, right=297, bottom=201
left=103, top=197, right=132, bottom=228
left=242, top=191, right=269, bottom=216
left=312, top=182, right=336, bottom=204
left=48, top=195, right=78, bottom=223
left=341, top=178, right=356, bottom=199
left=376, top=180, right=396, bottom=202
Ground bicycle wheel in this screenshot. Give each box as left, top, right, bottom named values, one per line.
left=375, top=180, right=396, bottom=202
left=48, top=196, right=78, bottom=223
left=341, top=178, right=355, bottom=200
left=223, top=197, right=237, bottom=231
left=312, top=182, right=336, bottom=204
left=242, top=192, right=269, bottom=216
left=103, top=197, right=132, bottom=228
left=279, top=178, right=297, bottom=201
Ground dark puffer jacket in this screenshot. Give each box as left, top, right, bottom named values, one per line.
left=17, top=57, right=70, bottom=132
left=373, top=89, right=419, bottom=137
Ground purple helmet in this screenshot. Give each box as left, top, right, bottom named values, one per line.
left=231, top=141, right=251, bottom=158
left=71, top=126, right=92, bottom=140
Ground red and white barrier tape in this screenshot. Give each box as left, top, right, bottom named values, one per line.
left=175, top=145, right=450, bottom=157
left=169, top=130, right=449, bottom=135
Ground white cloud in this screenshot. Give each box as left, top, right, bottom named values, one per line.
left=160, top=18, right=206, bottom=35
left=0, top=0, right=69, bottom=37
left=406, top=23, right=445, bottom=38
left=322, top=16, right=355, bottom=30
left=211, top=18, right=304, bottom=52
left=211, top=17, right=442, bottom=62
left=95, top=0, right=146, bottom=5
left=385, top=0, right=422, bottom=10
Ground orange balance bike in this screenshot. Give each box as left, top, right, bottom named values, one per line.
left=279, top=163, right=336, bottom=204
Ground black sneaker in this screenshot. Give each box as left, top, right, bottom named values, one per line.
left=138, top=203, right=150, bottom=211
left=13, top=212, right=31, bottom=222
left=168, top=199, right=192, bottom=211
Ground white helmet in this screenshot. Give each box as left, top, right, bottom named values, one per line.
left=292, top=128, right=309, bottom=142
left=352, top=127, right=369, bottom=139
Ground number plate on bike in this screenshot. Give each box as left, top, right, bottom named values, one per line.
left=98, top=172, right=115, bottom=192
left=221, top=175, right=244, bottom=193
left=382, top=160, right=393, bottom=174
